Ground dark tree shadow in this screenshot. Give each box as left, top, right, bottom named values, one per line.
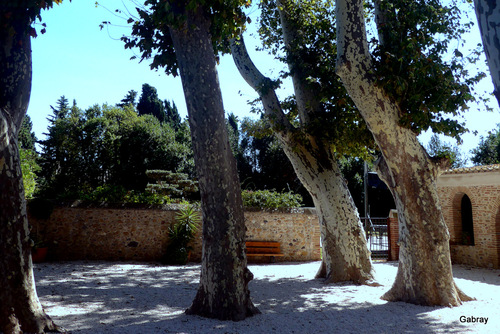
left=33, top=261, right=497, bottom=333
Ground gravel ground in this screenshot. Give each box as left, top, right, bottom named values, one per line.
left=33, top=261, right=500, bottom=334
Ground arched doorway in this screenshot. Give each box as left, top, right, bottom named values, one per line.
left=461, top=194, right=474, bottom=245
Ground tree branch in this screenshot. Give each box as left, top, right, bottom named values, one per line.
left=276, top=0, right=320, bottom=126
left=230, top=36, right=294, bottom=133
left=335, top=0, right=372, bottom=78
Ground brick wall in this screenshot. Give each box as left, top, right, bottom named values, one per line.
left=387, top=210, right=399, bottom=261
left=437, top=184, right=500, bottom=268
left=29, top=206, right=321, bottom=263
left=387, top=167, right=500, bottom=269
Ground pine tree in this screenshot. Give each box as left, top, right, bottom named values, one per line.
left=165, top=99, right=181, bottom=129
left=137, top=84, right=166, bottom=122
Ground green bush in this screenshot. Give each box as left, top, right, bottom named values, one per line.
left=241, top=190, right=302, bottom=209
left=79, top=185, right=171, bottom=205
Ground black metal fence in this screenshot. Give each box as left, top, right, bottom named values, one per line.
left=361, top=217, right=389, bottom=259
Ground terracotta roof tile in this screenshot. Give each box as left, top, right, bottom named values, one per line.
left=443, top=164, right=500, bottom=175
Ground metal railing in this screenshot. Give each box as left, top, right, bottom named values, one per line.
left=361, top=216, right=389, bottom=259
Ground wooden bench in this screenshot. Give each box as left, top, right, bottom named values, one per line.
left=246, top=241, right=285, bottom=262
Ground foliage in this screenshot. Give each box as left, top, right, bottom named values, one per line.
left=0, top=0, right=63, bottom=38
left=231, top=117, right=313, bottom=205
left=104, top=0, right=251, bottom=76
left=241, top=189, right=302, bottom=209
left=164, top=205, right=201, bottom=265
left=426, top=134, right=467, bottom=168
left=79, top=185, right=170, bottom=205
left=19, top=115, right=37, bottom=151
left=20, top=147, right=40, bottom=199
left=137, top=83, right=167, bottom=122
left=37, top=97, right=194, bottom=198
left=371, top=0, right=487, bottom=141
left=258, top=0, right=375, bottom=158
left=146, top=170, right=199, bottom=201
left=19, top=115, right=40, bottom=198
left=471, top=125, right=500, bottom=165
left=118, top=90, right=138, bottom=108
left=165, top=99, right=182, bottom=130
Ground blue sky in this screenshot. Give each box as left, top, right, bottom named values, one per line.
left=28, top=0, right=499, bottom=164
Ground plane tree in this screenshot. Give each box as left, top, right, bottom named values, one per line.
left=0, top=1, right=64, bottom=332
left=474, top=0, right=500, bottom=107
left=336, top=0, right=483, bottom=305
left=231, top=0, right=375, bottom=284
left=117, top=0, right=259, bottom=320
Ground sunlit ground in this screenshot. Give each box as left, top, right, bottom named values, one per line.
left=33, top=261, right=499, bottom=334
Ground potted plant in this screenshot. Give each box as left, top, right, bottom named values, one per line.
left=31, top=232, right=49, bottom=263
left=163, top=205, right=201, bottom=265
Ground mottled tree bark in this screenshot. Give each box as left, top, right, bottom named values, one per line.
left=231, top=38, right=374, bottom=285
left=335, top=0, right=472, bottom=305
left=474, top=0, right=500, bottom=107
left=0, top=14, right=61, bottom=334
left=169, top=7, right=259, bottom=320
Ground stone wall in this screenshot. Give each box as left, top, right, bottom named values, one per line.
left=29, top=206, right=321, bottom=263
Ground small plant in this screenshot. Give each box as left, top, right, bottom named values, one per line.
left=241, top=189, right=303, bottom=209
left=29, top=231, right=46, bottom=250
left=163, top=205, right=201, bottom=265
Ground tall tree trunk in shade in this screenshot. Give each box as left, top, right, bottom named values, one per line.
left=169, top=6, right=259, bottom=321
left=0, top=14, right=61, bottom=334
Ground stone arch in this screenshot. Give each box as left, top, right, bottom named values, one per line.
left=450, top=189, right=477, bottom=245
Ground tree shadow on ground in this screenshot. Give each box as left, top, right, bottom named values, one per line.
left=33, top=261, right=493, bottom=334
left=450, top=264, right=500, bottom=286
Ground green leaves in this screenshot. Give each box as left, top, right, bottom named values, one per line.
left=37, top=99, right=194, bottom=199
left=372, top=0, right=483, bottom=141
left=241, top=189, right=303, bottom=209
left=258, top=0, right=374, bottom=158
left=117, top=0, right=251, bottom=75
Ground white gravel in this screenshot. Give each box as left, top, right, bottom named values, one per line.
left=33, top=261, right=500, bottom=333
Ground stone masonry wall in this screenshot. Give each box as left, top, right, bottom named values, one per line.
left=29, top=206, right=321, bottom=263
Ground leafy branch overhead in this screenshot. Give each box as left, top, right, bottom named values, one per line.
left=103, top=0, right=251, bottom=76
left=1, top=0, right=65, bottom=37
left=243, top=0, right=375, bottom=158
left=371, top=0, right=487, bottom=141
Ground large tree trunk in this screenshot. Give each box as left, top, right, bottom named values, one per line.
left=0, top=15, right=61, bottom=334
left=335, top=0, right=472, bottom=305
left=281, top=137, right=374, bottom=284
left=474, top=0, right=500, bottom=107
left=169, top=7, right=259, bottom=321
left=231, top=38, right=374, bottom=285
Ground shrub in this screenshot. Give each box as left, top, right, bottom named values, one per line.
left=79, top=185, right=171, bottom=205
left=164, top=205, right=201, bottom=265
left=241, top=190, right=302, bottom=209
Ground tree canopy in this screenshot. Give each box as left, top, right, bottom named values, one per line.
left=471, top=125, right=500, bottom=165
left=371, top=0, right=486, bottom=141
left=37, top=98, right=194, bottom=198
